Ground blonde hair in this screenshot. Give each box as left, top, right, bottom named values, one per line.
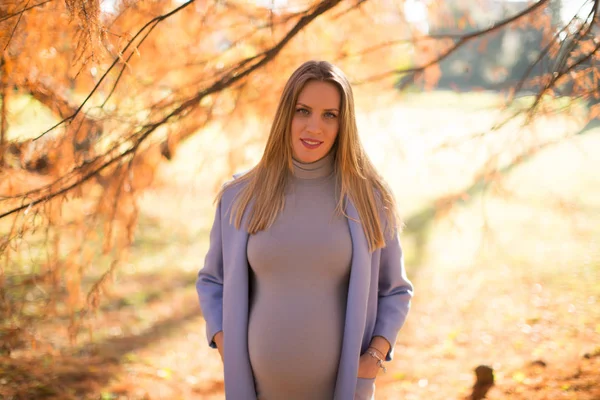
left=217, top=60, right=400, bottom=252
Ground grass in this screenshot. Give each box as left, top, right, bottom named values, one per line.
left=2, top=91, right=599, bottom=399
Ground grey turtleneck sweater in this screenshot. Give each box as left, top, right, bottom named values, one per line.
left=246, top=152, right=353, bottom=400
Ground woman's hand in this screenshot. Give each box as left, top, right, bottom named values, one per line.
left=357, top=351, right=381, bottom=379
left=358, top=338, right=389, bottom=379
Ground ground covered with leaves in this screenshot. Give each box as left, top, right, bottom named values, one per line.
left=1, top=271, right=598, bottom=400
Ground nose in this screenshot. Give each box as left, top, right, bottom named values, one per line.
left=306, top=114, right=321, bottom=134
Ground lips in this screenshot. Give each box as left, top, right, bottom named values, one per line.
left=300, top=138, right=323, bottom=149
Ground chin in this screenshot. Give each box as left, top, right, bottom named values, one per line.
left=295, top=152, right=325, bottom=163
left=293, top=145, right=332, bottom=163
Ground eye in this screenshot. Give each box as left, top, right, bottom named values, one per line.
left=296, top=108, right=309, bottom=115
left=324, top=112, right=338, bottom=119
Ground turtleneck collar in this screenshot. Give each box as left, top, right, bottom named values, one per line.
left=291, top=152, right=334, bottom=180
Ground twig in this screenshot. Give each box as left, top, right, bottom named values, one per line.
left=32, top=0, right=197, bottom=141
left=0, top=0, right=54, bottom=23
left=3, top=0, right=31, bottom=52
left=356, top=0, right=550, bottom=84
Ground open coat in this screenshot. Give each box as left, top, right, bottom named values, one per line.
left=196, top=176, right=414, bottom=400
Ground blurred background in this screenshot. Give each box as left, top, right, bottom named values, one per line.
left=0, top=0, right=599, bottom=399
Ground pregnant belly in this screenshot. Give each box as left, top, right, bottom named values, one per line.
left=248, top=293, right=345, bottom=389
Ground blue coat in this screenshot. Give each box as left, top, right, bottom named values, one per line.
left=196, top=176, right=413, bottom=399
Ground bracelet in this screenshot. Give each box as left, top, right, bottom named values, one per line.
left=368, top=346, right=385, bottom=358
left=366, top=349, right=387, bottom=373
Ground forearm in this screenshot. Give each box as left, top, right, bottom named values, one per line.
left=373, top=228, right=414, bottom=361
left=197, top=200, right=225, bottom=349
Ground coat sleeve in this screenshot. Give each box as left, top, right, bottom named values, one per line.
left=196, top=200, right=224, bottom=349
left=372, top=227, right=414, bottom=361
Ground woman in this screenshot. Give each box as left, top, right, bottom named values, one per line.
left=196, top=60, right=413, bottom=400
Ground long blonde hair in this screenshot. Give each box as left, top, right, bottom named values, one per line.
left=217, top=60, right=400, bottom=252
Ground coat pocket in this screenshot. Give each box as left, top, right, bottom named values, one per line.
left=355, top=377, right=376, bottom=400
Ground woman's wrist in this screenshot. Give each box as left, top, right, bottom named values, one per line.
left=358, top=351, right=382, bottom=379
left=368, top=335, right=390, bottom=358
left=368, top=346, right=384, bottom=358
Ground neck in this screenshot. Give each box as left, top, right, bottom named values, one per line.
left=291, top=152, right=334, bottom=179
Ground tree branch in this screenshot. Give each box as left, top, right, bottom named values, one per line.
left=0, top=0, right=54, bottom=23
left=356, top=0, right=550, bottom=84
left=0, top=0, right=345, bottom=220
left=527, top=39, right=600, bottom=119
left=31, top=0, right=197, bottom=142
left=3, top=0, right=30, bottom=52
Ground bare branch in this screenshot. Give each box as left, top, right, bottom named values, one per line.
left=527, top=39, right=600, bottom=119
left=100, top=19, right=161, bottom=108
left=0, top=0, right=54, bottom=23
left=502, top=3, right=593, bottom=106
left=31, top=0, right=197, bottom=142
left=356, top=0, right=551, bottom=84
left=3, top=0, right=30, bottom=52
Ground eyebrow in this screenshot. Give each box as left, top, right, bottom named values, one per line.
left=297, top=102, right=339, bottom=112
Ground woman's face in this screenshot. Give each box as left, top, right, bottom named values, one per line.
left=291, top=80, right=340, bottom=163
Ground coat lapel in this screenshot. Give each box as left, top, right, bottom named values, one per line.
left=221, top=207, right=257, bottom=400
left=334, top=197, right=372, bottom=400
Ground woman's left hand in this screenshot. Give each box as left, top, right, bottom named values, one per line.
left=357, top=351, right=381, bottom=379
